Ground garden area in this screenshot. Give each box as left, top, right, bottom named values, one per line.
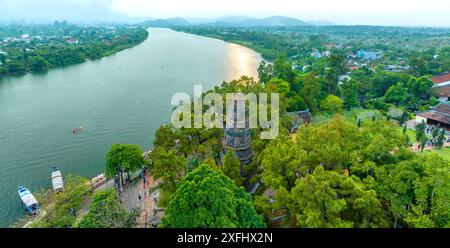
left=310, top=108, right=450, bottom=161
left=311, top=108, right=382, bottom=125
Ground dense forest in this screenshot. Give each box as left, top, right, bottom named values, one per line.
left=0, top=22, right=148, bottom=76
left=146, top=73, right=449, bottom=228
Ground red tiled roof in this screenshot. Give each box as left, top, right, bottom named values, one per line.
left=417, top=103, right=450, bottom=125
left=417, top=111, right=450, bottom=125
left=431, top=72, right=450, bottom=84
left=433, top=103, right=450, bottom=114
left=430, top=85, right=450, bottom=97
left=439, top=86, right=450, bottom=97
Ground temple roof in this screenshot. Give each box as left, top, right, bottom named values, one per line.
left=417, top=103, right=450, bottom=125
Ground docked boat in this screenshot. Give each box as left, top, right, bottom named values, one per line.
left=51, top=167, right=64, bottom=193
left=18, top=186, right=39, bottom=214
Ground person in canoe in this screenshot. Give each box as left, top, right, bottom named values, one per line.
left=71, top=124, right=84, bottom=135
left=71, top=127, right=78, bottom=135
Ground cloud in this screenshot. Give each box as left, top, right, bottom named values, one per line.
left=110, top=0, right=450, bottom=26
left=1, top=0, right=449, bottom=26
left=0, top=0, right=128, bottom=22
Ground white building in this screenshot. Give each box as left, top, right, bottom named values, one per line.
left=322, top=50, right=331, bottom=57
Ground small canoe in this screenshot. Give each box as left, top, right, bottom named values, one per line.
left=18, top=186, right=39, bottom=214
left=51, top=167, right=64, bottom=193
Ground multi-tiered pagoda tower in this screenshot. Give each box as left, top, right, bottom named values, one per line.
left=223, top=94, right=253, bottom=166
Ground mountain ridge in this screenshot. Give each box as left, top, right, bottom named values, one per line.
left=138, top=15, right=335, bottom=27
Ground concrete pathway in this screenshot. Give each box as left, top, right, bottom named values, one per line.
left=117, top=173, right=160, bottom=227
left=77, top=170, right=160, bottom=227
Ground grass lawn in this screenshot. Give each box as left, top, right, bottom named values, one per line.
left=311, top=109, right=450, bottom=161
left=417, top=147, right=450, bottom=161
left=312, top=108, right=382, bottom=125
left=396, top=126, right=417, bottom=142
left=394, top=127, right=450, bottom=161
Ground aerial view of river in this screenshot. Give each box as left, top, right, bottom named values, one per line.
left=0, top=28, right=262, bottom=226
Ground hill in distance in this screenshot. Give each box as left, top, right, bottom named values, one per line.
left=184, top=15, right=254, bottom=24
left=238, top=16, right=310, bottom=27
left=138, top=17, right=190, bottom=27
left=138, top=15, right=335, bottom=27
left=309, top=20, right=337, bottom=26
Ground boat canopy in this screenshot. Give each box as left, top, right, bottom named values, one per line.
left=18, top=187, right=38, bottom=208
left=51, top=170, right=64, bottom=192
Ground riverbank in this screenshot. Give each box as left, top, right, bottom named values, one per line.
left=170, top=28, right=276, bottom=61
left=0, top=25, right=149, bottom=78
left=13, top=163, right=162, bottom=228
left=0, top=38, right=148, bottom=78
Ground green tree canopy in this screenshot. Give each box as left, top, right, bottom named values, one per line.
left=288, top=166, right=387, bottom=228
left=296, top=115, right=362, bottom=171
left=384, top=82, right=408, bottom=105
left=340, top=79, right=360, bottom=109
left=257, top=61, right=273, bottom=85
left=415, top=120, right=427, bottom=142
left=78, top=188, right=137, bottom=228
left=299, top=72, right=322, bottom=113
left=273, top=55, right=296, bottom=83
left=377, top=155, right=450, bottom=228
left=27, top=56, right=50, bottom=72
left=149, top=147, right=187, bottom=192
left=321, top=94, right=344, bottom=113
left=222, top=150, right=242, bottom=186
left=260, top=134, right=305, bottom=190
left=266, top=78, right=290, bottom=96
left=30, top=175, right=90, bottom=228
left=406, top=77, right=433, bottom=100
left=163, top=164, right=265, bottom=228
left=105, top=144, right=145, bottom=181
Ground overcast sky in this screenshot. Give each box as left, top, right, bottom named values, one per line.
left=1, top=0, right=449, bottom=26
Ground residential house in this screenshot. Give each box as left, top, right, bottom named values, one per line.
left=311, top=49, right=322, bottom=59
left=345, top=51, right=356, bottom=58
left=66, top=38, right=79, bottom=44
left=385, top=65, right=408, bottom=73
left=357, top=49, right=382, bottom=60
left=324, top=43, right=336, bottom=49
left=431, top=72, right=450, bottom=87
left=430, top=72, right=450, bottom=102
left=302, top=65, right=311, bottom=72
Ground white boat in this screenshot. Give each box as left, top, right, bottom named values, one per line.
left=51, top=167, right=64, bottom=193
left=18, top=186, right=39, bottom=214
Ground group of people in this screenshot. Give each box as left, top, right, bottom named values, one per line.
left=136, top=167, right=161, bottom=227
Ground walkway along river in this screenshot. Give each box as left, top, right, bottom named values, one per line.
left=0, top=28, right=262, bottom=226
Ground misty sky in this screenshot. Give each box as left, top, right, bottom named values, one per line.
left=1, top=0, right=449, bottom=26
